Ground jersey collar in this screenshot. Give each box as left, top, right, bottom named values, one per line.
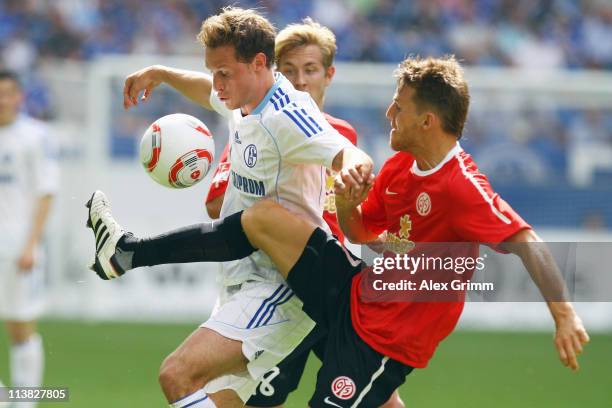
left=411, top=142, right=462, bottom=177
left=250, top=72, right=284, bottom=115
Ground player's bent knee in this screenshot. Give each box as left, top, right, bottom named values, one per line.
left=159, top=354, right=207, bottom=398
left=158, top=356, right=181, bottom=393
left=242, top=200, right=283, bottom=244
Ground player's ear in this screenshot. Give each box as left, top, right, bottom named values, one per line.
left=325, top=65, right=336, bottom=85
left=252, top=52, right=268, bottom=71
left=421, top=112, right=435, bottom=130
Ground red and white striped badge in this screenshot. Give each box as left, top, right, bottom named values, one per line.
left=331, top=376, right=356, bottom=400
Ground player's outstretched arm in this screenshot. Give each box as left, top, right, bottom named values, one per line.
left=501, top=229, right=590, bottom=371
left=123, top=65, right=213, bottom=111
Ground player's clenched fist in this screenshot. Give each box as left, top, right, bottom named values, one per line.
left=334, top=163, right=374, bottom=208
left=123, top=65, right=166, bottom=110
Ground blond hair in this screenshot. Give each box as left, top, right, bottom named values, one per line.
left=197, top=7, right=276, bottom=68
left=395, top=56, right=470, bottom=138
left=275, top=18, right=337, bottom=68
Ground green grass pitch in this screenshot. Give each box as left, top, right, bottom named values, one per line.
left=0, top=320, right=609, bottom=407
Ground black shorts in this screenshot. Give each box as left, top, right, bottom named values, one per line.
left=246, top=325, right=327, bottom=406
left=285, top=228, right=413, bottom=407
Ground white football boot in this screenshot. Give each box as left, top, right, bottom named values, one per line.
left=86, top=190, right=129, bottom=280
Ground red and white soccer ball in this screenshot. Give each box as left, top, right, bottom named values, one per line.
left=140, top=113, right=215, bottom=189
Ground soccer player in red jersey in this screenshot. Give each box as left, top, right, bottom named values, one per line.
left=335, top=56, right=588, bottom=369
left=237, top=56, right=588, bottom=405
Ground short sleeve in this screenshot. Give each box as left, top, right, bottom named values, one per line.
left=209, top=91, right=233, bottom=118
left=343, top=126, right=358, bottom=146
left=450, top=171, right=530, bottom=244
left=269, top=104, right=353, bottom=168
left=205, top=143, right=231, bottom=203
left=325, top=114, right=358, bottom=146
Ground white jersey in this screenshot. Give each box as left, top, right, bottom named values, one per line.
left=0, top=115, right=59, bottom=258
left=210, top=72, right=353, bottom=285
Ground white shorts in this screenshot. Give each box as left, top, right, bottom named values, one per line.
left=0, top=257, right=46, bottom=321
left=201, top=280, right=315, bottom=402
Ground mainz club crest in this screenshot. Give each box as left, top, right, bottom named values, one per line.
left=331, top=376, right=356, bottom=400
left=416, top=191, right=432, bottom=216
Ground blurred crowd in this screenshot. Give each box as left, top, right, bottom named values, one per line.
left=2, top=0, right=612, bottom=71
left=1, top=0, right=611, bottom=191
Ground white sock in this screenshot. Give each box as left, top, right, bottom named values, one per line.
left=10, top=333, right=44, bottom=388
left=171, top=389, right=217, bottom=408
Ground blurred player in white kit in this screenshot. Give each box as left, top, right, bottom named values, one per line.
left=0, top=70, right=59, bottom=407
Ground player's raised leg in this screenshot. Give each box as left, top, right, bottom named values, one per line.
left=85, top=190, right=256, bottom=280
left=240, top=200, right=318, bottom=280
left=86, top=191, right=322, bottom=281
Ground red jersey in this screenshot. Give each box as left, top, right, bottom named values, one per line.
left=205, top=113, right=357, bottom=243
left=352, top=144, right=530, bottom=368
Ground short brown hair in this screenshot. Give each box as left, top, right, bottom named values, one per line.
left=197, top=7, right=276, bottom=68
left=275, top=18, right=337, bottom=68
left=395, top=56, right=470, bottom=138
left=0, top=69, right=22, bottom=89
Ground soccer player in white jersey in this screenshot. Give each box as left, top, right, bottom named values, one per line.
left=203, top=19, right=405, bottom=408
left=0, top=70, right=58, bottom=407
left=94, top=7, right=372, bottom=407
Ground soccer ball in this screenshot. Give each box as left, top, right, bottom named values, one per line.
left=140, top=113, right=215, bottom=188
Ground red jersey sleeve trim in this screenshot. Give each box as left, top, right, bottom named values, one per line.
left=454, top=152, right=512, bottom=225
